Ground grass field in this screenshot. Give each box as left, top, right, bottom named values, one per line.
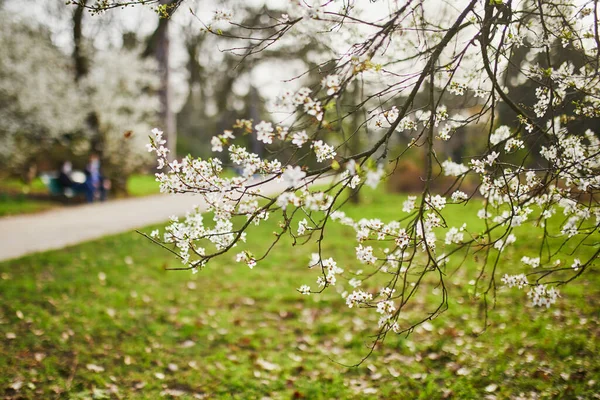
left=0, top=189, right=598, bottom=399
left=0, top=193, right=57, bottom=217
left=0, top=178, right=56, bottom=217
left=126, top=174, right=161, bottom=197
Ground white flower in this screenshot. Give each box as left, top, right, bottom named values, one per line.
left=427, top=194, right=446, bottom=210
left=321, top=74, right=341, bottom=96
left=402, top=196, right=417, bottom=213
left=282, top=166, right=306, bottom=188
left=236, top=251, right=256, bottom=269
left=494, top=234, right=516, bottom=252
left=442, top=160, right=469, bottom=176
left=348, top=278, right=362, bottom=288
left=345, top=290, right=373, bottom=308
left=356, top=244, right=377, bottom=264
left=255, top=121, right=274, bottom=144
left=211, top=136, right=223, bottom=152
left=291, top=130, right=308, bottom=147
left=297, top=219, right=308, bottom=235
left=490, top=125, right=511, bottom=145
left=213, top=9, right=233, bottom=21
left=528, top=285, right=559, bottom=308
left=501, top=273, right=529, bottom=289
left=365, top=166, right=384, bottom=189
left=349, top=175, right=361, bottom=189
left=521, top=256, right=540, bottom=268
left=451, top=191, right=468, bottom=202
left=311, top=140, right=336, bottom=162
left=505, top=138, right=525, bottom=152
left=298, top=285, right=311, bottom=295
left=444, top=227, right=463, bottom=245
left=395, top=229, right=409, bottom=247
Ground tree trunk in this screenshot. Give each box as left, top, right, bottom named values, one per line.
left=73, top=0, right=88, bottom=81
left=145, top=1, right=177, bottom=160
left=248, top=86, right=263, bottom=157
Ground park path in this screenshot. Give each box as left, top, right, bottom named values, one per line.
left=0, top=179, right=297, bottom=262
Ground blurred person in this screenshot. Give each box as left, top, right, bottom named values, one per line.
left=57, top=161, right=75, bottom=190
left=57, top=160, right=90, bottom=199
left=84, top=153, right=108, bottom=202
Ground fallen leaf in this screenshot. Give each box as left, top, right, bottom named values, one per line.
left=256, top=358, right=280, bottom=371
left=485, top=384, right=498, bottom=392
left=161, top=388, right=186, bottom=397
left=86, top=364, right=105, bottom=373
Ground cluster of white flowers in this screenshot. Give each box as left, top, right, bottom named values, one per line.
left=277, top=87, right=324, bottom=121
left=444, top=224, right=466, bottom=245
left=527, top=285, right=560, bottom=308
left=141, top=0, right=600, bottom=341
left=494, top=234, right=517, bottom=252
left=321, top=74, right=341, bottom=96
left=365, top=165, right=385, bottom=189
left=313, top=256, right=344, bottom=287
left=449, top=82, right=468, bottom=96
left=291, top=130, right=309, bottom=148
left=442, top=160, right=469, bottom=177
left=521, top=256, right=540, bottom=268
left=451, top=191, right=468, bottom=202
left=236, top=251, right=256, bottom=269
left=213, top=9, right=233, bottom=21
left=282, top=166, right=306, bottom=188
left=255, top=121, right=275, bottom=144
left=490, top=125, right=511, bottom=146
left=311, top=140, right=337, bottom=162
left=298, top=284, right=311, bottom=295
left=402, top=196, right=417, bottom=213
left=345, top=290, right=373, bottom=308
left=210, top=130, right=234, bottom=153
left=501, top=274, right=529, bottom=289
left=374, top=106, right=399, bottom=128
left=534, top=87, right=550, bottom=118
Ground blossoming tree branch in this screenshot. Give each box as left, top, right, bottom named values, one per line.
left=77, top=0, right=600, bottom=355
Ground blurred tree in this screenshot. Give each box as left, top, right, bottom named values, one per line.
left=0, top=3, right=161, bottom=194
left=0, top=15, right=87, bottom=180
left=143, top=0, right=177, bottom=160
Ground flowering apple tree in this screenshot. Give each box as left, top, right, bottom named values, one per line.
left=87, top=0, right=600, bottom=355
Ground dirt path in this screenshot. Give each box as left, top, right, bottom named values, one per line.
left=0, top=179, right=299, bottom=262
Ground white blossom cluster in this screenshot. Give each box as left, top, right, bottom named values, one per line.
left=276, top=87, right=324, bottom=121
left=142, top=0, right=600, bottom=340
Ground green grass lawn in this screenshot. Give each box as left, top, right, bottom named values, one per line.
left=0, top=194, right=56, bottom=217
left=0, top=189, right=598, bottom=399
left=126, top=174, right=161, bottom=197
left=0, top=178, right=57, bottom=217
